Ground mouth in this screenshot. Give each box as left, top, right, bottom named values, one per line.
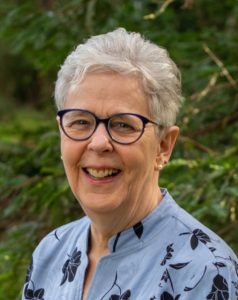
left=83, top=168, right=121, bottom=179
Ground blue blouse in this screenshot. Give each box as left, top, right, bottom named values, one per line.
left=22, top=190, right=238, bottom=300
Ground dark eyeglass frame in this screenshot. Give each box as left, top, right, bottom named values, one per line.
left=57, top=109, right=160, bottom=145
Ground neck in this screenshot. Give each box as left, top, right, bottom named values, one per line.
left=87, top=186, right=163, bottom=254
left=89, top=224, right=111, bottom=255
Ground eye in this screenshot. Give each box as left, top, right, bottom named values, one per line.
left=109, top=115, right=142, bottom=134
left=68, top=118, right=92, bottom=129
left=63, top=111, right=95, bottom=130
left=70, top=119, right=89, bottom=126
left=112, top=121, right=134, bottom=130
left=110, top=120, right=137, bottom=134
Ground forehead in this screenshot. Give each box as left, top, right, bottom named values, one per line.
left=65, top=72, right=150, bottom=116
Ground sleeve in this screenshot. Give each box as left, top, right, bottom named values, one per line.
left=21, top=218, right=87, bottom=300
left=180, top=259, right=238, bottom=299
left=21, top=229, right=59, bottom=300
left=157, top=256, right=238, bottom=299
left=21, top=255, right=46, bottom=300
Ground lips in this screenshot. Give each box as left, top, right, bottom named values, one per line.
left=84, top=168, right=120, bottom=179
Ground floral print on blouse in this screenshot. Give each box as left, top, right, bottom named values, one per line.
left=22, top=189, right=238, bottom=300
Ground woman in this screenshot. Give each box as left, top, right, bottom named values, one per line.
left=22, top=28, right=238, bottom=300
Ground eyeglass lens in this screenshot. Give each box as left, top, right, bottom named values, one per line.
left=61, top=110, right=144, bottom=144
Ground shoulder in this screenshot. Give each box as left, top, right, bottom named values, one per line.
left=158, top=193, right=238, bottom=297
left=160, top=190, right=236, bottom=259
left=22, top=216, right=90, bottom=299
left=33, top=216, right=90, bottom=263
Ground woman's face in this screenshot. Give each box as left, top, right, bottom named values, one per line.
left=59, top=72, right=176, bottom=224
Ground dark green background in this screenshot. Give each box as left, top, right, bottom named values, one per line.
left=0, top=1, right=237, bottom=298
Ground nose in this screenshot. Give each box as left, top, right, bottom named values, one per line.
left=87, top=123, right=113, bottom=152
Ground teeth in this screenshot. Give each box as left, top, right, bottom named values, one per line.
left=86, top=168, right=119, bottom=178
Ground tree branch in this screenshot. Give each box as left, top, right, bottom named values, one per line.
left=144, top=0, right=175, bottom=20
left=178, top=135, right=216, bottom=155
left=203, top=43, right=237, bottom=88
left=186, top=111, right=238, bottom=138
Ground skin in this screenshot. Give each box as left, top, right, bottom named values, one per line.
left=58, top=72, right=179, bottom=299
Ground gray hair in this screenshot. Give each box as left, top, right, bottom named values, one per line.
left=54, top=28, right=183, bottom=127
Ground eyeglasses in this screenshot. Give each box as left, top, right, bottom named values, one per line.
left=57, top=109, right=160, bottom=145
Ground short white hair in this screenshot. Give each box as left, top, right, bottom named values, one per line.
left=54, top=28, right=183, bottom=127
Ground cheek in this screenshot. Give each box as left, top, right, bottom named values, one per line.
left=123, top=144, right=156, bottom=178
left=61, top=138, right=83, bottom=168
left=60, top=140, right=83, bottom=193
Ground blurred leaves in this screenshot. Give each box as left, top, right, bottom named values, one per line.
left=0, top=0, right=238, bottom=298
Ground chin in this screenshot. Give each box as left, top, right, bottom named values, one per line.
left=77, top=193, right=125, bottom=216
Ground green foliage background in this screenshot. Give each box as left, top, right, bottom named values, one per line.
left=0, top=1, right=237, bottom=299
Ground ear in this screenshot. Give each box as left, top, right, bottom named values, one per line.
left=56, top=116, right=65, bottom=142
left=56, top=116, right=62, bottom=133
left=56, top=116, right=60, bottom=127
left=56, top=116, right=64, bottom=160
left=156, top=126, right=179, bottom=166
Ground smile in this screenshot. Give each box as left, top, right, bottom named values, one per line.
left=84, top=168, right=120, bottom=179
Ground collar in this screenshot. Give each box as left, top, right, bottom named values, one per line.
left=107, top=189, right=178, bottom=254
